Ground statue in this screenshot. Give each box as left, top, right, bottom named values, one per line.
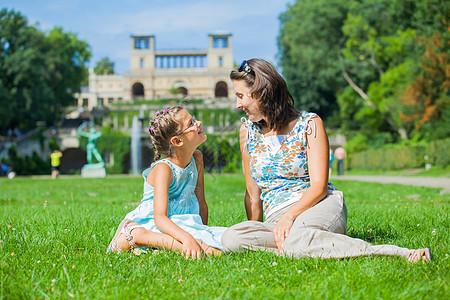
left=78, top=122, right=104, bottom=165
left=78, top=122, right=106, bottom=177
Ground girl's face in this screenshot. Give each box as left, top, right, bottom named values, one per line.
left=176, top=109, right=207, bottom=147
left=233, top=80, right=264, bottom=122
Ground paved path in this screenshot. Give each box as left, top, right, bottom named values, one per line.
left=332, top=175, right=450, bottom=194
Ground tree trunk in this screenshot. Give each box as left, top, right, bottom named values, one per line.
left=341, top=66, right=408, bottom=139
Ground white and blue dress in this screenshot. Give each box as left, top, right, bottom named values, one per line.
left=124, top=157, right=226, bottom=250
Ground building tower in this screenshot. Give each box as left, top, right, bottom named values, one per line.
left=130, top=35, right=155, bottom=99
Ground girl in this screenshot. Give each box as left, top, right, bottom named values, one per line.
left=107, top=106, right=226, bottom=258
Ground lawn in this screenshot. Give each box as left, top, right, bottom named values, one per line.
left=0, top=175, right=448, bottom=299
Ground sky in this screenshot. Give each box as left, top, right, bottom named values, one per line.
left=3, top=0, right=294, bottom=74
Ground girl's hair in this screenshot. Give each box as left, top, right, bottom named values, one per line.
left=230, top=58, right=299, bottom=131
left=148, top=106, right=184, bottom=160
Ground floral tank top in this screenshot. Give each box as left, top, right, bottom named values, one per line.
left=243, top=111, right=336, bottom=218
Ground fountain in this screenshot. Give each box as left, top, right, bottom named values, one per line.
left=131, top=116, right=142, bottom=175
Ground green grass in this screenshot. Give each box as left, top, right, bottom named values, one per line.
left=1, top=175, right=448, bottom=299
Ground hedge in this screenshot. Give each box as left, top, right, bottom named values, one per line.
left=348, top=138, right=450, bottom=170
left=108, top=108, right=245, bottom=128
left=78, top=129, right=242, bottom=174
left=4, top=146, right=50, bottom=176
left=198, top=132, right=241, bottom=173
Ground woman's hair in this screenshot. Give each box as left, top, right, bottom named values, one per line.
left=148, top=106, right=184, bottom=160
left=230, top=58, right=298, bottom=131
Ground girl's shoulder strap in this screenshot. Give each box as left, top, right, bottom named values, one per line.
left=142, top=159, right=174, bottom=179
left=191, top=153, right=198, bottom=170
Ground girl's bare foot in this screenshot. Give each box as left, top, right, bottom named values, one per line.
left=206, top=248, right=223, bottom=256
left=198, top=241, right=222, bottom=256
left=114, top=221, right=141, bottom=251
left=109, top=221, right=184, bottom=253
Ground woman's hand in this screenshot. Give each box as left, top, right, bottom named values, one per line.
left=272, top=116, right=331, bottom=250
left=181, top=236, right=203, bottom=259
left=273, top=214, right=295, bottom=251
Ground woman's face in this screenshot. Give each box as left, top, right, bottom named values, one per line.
left=233, top=80, right=264, bottom=122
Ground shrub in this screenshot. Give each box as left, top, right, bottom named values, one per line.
left=198, top=133, right=241, bottom=173
left=348, top=138, right=450, bottom=170
left=5, top=146, right=50, bottom=175
left=79, top=128, right=131, bottom=174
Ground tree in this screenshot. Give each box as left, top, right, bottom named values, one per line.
left=339, top=10, right=419, bottom=139
left=338, top=0, right=448, bottom=141
left=0, top=9, right=49, bottom=131
left=45, top=27, right=91, bottom=116
left=400, top=32, right=450, bottom=140
left=94, top=57, right=115, bottom=75
left=278, top=0, right=352, bottom=120
left=278, top=0, right=447, bottom=143
left=0, top=9, right=91, bottom=132
left=168, top=86, right=180, bottom=95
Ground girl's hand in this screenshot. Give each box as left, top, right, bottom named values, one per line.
left=181, top=236, right=203, bottom=259
left=273, top=214, right=295, bottom=251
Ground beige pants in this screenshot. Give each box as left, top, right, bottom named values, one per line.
left=221, top=191, right=410, bottom=259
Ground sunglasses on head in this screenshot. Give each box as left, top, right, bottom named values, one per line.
left=238, top=60, right=254, bottom=74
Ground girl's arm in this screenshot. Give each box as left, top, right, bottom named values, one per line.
left=150, top=163, right=203, bottom=259
left=273, top=116, right=330, bottom=250
left=193, top=150, right=208, bottom=225
left=239, top=124, right=263, bottom=221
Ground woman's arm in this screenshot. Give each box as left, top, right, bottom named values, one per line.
left=193, top=150, right=208, bottom=225
left=150, top=163, right=203, bottom=259
left=273, top=116, right=330, bottom=250
left=239, top=124, right=263, bottom=221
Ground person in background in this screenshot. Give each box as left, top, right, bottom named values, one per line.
left=1, top=162, right=16, bottom=179
left=329, top=149, right=335, bottom=177
left=50, top=150, right=63, bottom=179
left=334, top=146, right=347, bottom=175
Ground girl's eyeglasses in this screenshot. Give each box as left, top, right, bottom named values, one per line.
left=175, top=116, right=198, bottom=136
left=238, top=60, right=254, bottom=74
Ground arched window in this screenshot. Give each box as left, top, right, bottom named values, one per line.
left=60, top=148, right=87, bottom=172
left=178, top=87, right=188, bottom=96
left=173, top=81, right=188, bottom=96
left=215, top=81, right=228, bottom=98
left=132, top=82, right=144, bottom=100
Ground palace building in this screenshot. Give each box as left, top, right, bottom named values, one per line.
left=77, top=32, right=234, bottom=109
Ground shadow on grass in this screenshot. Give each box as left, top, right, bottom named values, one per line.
left=347, top=228, right=398, bottom=243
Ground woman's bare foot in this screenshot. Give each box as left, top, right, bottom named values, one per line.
left=408, top=248, right=431, bottom=263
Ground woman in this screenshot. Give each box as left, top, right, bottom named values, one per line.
left=221, top=58, right=430, bottom=262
